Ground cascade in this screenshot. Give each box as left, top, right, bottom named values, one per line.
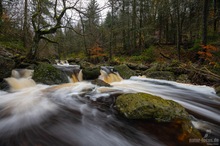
left=0, top=66, right=219, bottom=146
left=99, top=66, right=123, bottom=83
left=5, top=69, right=36, bottom=91
left=53, top=60, right=83, bottom=83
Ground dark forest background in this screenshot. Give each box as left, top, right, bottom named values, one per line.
left=0, top=0, right=220, bottom=65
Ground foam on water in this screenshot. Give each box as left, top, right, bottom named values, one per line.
left=0, top=69, right=219, bottom=145
left=0, top=85, right=58, bottom=136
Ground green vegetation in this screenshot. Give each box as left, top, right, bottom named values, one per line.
left=115, top=93, right=189, bottom=122
left=0, top=0, right=219, bottom=71
left=33, top=63, right=69, bottom=85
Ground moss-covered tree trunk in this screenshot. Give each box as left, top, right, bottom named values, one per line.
left=25, top=0, right=83, bottom=61
left=27, top=33, right=40, bottom=60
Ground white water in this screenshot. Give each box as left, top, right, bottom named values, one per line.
left=0, top=73, right=219, bottom=145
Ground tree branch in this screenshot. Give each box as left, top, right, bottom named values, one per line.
left=40, top=36, right=58, bottom=44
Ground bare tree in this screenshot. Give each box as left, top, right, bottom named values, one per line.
left=27, top=0, right=84, bottom=60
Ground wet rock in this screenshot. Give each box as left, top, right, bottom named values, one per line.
left=115, top=93, right=189, bottom=122
left=0, top=56, right=15, bottom=79
left=126, top=63, right=149, bottom=71
left=114, top=64, right=136, bottom=79
left=82, top=66, right=100, bottom=80
left=214, top=85, right=220, bottom=96
left=116, top=93, right=203, bottom=143
left=91, top=79, right=111, bottom=87
left=32, top=63, right=69, bottom=85
left=0, top=56, right=15, bottom=90
left=144, top=71, right=175, bottom=81
left=79, top=61, right=95, bottom=69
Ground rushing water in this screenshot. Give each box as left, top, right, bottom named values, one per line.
left=0, top=70, right=219, bottom=146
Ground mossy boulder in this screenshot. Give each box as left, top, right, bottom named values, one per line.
left=114, top=64, right=136, bottom=79
left=82, top=66, right=100, bottom=80
left=116, top=93, right=202, bottom=142
left=144, top=71, right=175, bottom=81
left=33, top=63, right=69, bottom=85
left=115, top=93, right=189, bottom=122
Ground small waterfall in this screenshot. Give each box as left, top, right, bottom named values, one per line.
left=53, top=60, right=83, bottom=83
left=71, top=69, right=83, bottom=83
left=5, top=69, right=36, bottom=91
left=99, top=66, right=123, bottom=83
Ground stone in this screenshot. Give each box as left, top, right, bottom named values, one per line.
left=115, top=93, right=189, bottom=122
left=91, top=79, right=111, bottom=87
left=32, top=63, right=69, bottom=85
left=144, top=71, right=175, bottom=81
left=82, top=66, right=100, bottom=80
left=114, top=64, right=136, bottom=79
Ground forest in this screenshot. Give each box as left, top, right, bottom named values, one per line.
left=0, top=0, right=220, bottom=62
left=1, top=1, right=220, bottom=146
left=0, top=0, right=220, bottom=78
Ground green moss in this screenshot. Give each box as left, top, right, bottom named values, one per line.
left=82, top=67, right=100, bottom=80
left=116, top=93, right=189, bottom=122
left=33, top=63, right=69, bottom=85
left=144, top=71, right=175, bottom=81
left=114, top=64, right=136, bottom=79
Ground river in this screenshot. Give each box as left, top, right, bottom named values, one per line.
left=0, top=73, right=219, bottom=146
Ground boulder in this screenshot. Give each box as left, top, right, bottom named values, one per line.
left=32, top=63, right=69, bottom=85
left=115, top=93, right=202, bottom=142
left=115, top=93, right=189, bottom=122
left=144, top=71, right=175, bottom=81
left=82, top=66, right=100, bottom=80
left=114, top=64, right=136, bottom=79
left=126, top=63, right=149, bottom=71
left=0, top=56, right=15, bottom=90
left=91, top=79, right=111, bottom=87
left=0, top=56, right=15, bottom=79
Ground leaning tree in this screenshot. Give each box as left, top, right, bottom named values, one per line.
left=27, top=0, right=85, bottom=60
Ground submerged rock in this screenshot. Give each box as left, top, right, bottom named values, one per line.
left=33, top=63, right=69, bottom=85
left=115, top=93, right=189, bottom=122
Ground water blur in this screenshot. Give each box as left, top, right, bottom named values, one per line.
left=0, top=69, right=219, bottom=146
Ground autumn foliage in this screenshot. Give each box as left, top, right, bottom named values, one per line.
left=89, top=43, right=107, bottom=63
left=198, top=45, right=218, bottom=65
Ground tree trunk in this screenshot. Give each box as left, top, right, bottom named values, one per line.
left=176, top=0, right=181, bottom=61
left=213, top=0, right=217, bottom=33
left=109, top=0, right=114, bottom=60
left=23, top=0, right=28, bottom=48
left=27, top=34, right=40, bottom=60
left=122, top=0, right=126, bottom=52
left=0, top=0, right=3, bottom=26
left=79, top=13, right=89, bottom=60
left=139, top=0, right=143, bottom=52
left=202, top=0, right=209, bottom=46
left=132, top=0, right=137, bottom=52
